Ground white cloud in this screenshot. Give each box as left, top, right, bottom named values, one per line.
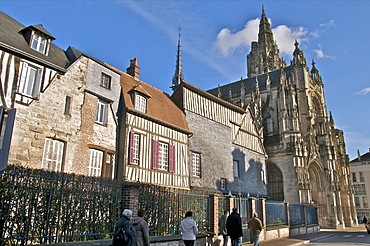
left=311, top=20, right=335, bottom=38
left=354, top=87, right=370, bottom=96
left=214, top=18, right=308, bottom=57
left=344, top=131, right=370, bottom=160
left=313, top=44, right=336, bottom=60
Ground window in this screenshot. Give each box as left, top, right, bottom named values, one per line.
left=352, top=172, right=357, bottom=183
left=64, top=96, right=72, bottom=115
left=192, top=152, right=201, bottom=177
left=220, top=178, right=227, bottom=190
left=18, top=63, right=41, bottom=98
left=103, top=153, right=115, bottom=179
left=31, top=34, right=47, bottom=54
left=360, top=172, right=365, bottom=182
left=135, top=94, right=147, bottom=113
left=152, top=140, right=175, bottom=172
left=354, top=184, right=367, bottom=195
left=42, top=138, right=64, bottom=172
left=363, top=197, right=369, bottom=208
left=88, top=149, right=103, bottom=177
left=129, top=132, right=140, bottom=165
left=233, top=160, right=240, bottom=178
left=100, top=73, right=111, bottom=89
left=355, top=197, right=360, bottom=208
left=96, top=100, right=108, bottom=124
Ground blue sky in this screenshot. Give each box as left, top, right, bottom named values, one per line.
left=1, top=0, right=369, bottom=160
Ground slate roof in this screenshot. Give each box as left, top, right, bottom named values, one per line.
left=350, top=152, right=370, bottom=163
left=207, top=66, right=292, bottom=98
left=106, top=64, right=190, bottom=133
left=0, top=11, right=69, bottom=72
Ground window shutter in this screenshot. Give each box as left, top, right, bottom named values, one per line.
left=32, top=68, right=42, bottom=98
left=152, top=140, right=159, bottom=170
left=18, top=62, right=28, bottom=93
left=169, top=145, right=175, bottom=173
left=129, top=131, right=135, bottom=165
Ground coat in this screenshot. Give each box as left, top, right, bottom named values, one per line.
left=219, top=214, right=228, bottom=235
left=132, top=217, right=150, bottom=246
left=180, top=217, right=198, bottom=240
left=112, top=215, right=135, bottom=246
left=247, top=217, right=262, bottom=235
left=226, top=212, right=243, bottom=239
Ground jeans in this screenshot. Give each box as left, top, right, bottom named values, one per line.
left=183, top=240, right=195, bottom=246
left=222, top=234, right=228, bottom=246
left=231, top=237, right=242, bottom=246
left=252, top=234, right=260, bottom=246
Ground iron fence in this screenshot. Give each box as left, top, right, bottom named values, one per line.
left=305, top=206, right=318, bottom=225
left=265, top=201, right=288, bottom=226
left=289, top=204, right=305, bottom=226
left=0, top=165, right=124, bottom=245
left=137, top=184, right=211, bottom=236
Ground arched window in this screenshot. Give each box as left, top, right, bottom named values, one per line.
left=267, top=162, right=284, bottom=201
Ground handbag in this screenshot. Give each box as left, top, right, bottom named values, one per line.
left=115, top=226, right=128, bottom=242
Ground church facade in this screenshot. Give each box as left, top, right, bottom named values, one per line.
left=207, top=8, right=357, bottom=228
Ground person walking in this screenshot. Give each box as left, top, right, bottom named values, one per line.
left=112, top=209, right=136, bottom=246
left=132, top=209, right=150, bottom=246
left=219, top=210, right=229, bottom=246
left=180, top=211, right=198, bottom=246
left=226, top=207, right=243, bottom=246
left=247, top=213, right=263, bottom=246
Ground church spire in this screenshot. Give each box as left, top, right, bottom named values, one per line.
left=171, top=22, right=185, bottom=91
left=247, top=5, right=286, bottom=77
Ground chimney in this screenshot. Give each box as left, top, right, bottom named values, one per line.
left=126, top=58, right=140, bottom=80
left=357, top=149, right=361, bottom=161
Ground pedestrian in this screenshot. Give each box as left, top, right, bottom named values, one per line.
left=132, top=209, right=150, bottom=246
left=247, top=213, right=263, bottom=246
left=363, top=216, right=368, bottom=224
left=180, top=211, right=198, bottom=246
left=219, top=210, right=229, bottom=246
left=112, top=209, right=136, bottom=246
left=226, top=207, right=243, bottom=246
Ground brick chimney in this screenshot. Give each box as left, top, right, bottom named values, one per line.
left=126, top=58, right=140, bottom=80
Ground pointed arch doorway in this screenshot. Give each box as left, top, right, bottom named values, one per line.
left=267, top=162, right=284, bottom=201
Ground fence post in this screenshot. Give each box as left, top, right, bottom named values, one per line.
left=285, top=202, right=290, bottom=227
left=226, top=195, right=234, bottom=213
left=210, top=194, right=219, bottom=234
left=124, top=183, right=140, bottom=216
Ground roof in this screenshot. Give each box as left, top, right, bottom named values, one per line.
left=115, top=70, right=190, bottom=133
left=350, top=152, right=370, bottom=163
left=0, top=11, right=69, bottom=72
left=207, top=66, right=292, bottom=98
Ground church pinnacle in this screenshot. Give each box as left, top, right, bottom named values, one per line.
left=171, top=23, right=185, bottom=91
left=247, top=5, right=286, bottom=77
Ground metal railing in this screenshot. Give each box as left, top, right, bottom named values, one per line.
left=0, top=165, right=124, bottom=245
left=265, top=201, right=288, bottom=226
left=289, top=204, right=318, bottom=226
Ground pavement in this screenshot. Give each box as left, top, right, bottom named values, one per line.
left=259, top=225, right=368, bottom=246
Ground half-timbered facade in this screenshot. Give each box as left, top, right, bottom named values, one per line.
left=114, top=59, right=191, bottom=188
left=172, top=82, right=267, bottom=195
left=0, top=11, right=120, bottom=177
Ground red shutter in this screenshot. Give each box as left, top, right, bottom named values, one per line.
left=169, top=145, right=175, bottom=173
left=152, top=140, right=159, bottom=170
left=128, top=132, right=135, bottom=165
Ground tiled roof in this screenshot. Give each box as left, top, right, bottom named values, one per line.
left=350, top=152, right=370, bottom=162
left=115, top=70, right=190, bottom=133
left=0, top=11, right=69, bottom=72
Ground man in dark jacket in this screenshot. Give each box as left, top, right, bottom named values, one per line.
left=112, top=209, right=136, bottom=246
left=226, top=207, right=243, bottom=246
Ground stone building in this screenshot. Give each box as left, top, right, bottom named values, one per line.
left=0, top=11, right=120, bottom=177
left=350, top=149, right=370, bottom=220
left=207, top=8, right=356, bottom=228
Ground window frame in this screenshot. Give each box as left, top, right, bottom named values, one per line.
left=31, top=33, right=47, bottom=54
left=352, top=172, right=357, bottom=183
left=88, top=148, right=103, bottom=177
left=220, top=178, right=227, bottom=191
left=41, top=138, right=65, bottom=172
left=152, top=140, right=175, bottom=173
left=135, top=93, right=147, bottom=113
left=18, top=62, right=42, bottom=98
left=100, top=73, right=111, bottom=89
left=96, top=99, right=109, bottom=125
left=233, top=160, right=240, bottom=178
left=158, top=142, right=169, bottom=171
left=129, top=132, right=141, bottom=165
left=191, top=152, right=201, bottom=177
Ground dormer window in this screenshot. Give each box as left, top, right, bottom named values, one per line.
left=135, top=94, right=147, bottom=113
left=31, top=34, right=47, bottom=54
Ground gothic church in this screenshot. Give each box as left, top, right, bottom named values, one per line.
left=207, top=8, right=356, bottom=228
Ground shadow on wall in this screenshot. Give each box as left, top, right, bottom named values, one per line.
left=214, top=149, right=266, bottom=197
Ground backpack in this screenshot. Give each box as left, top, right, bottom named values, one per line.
left=115, top=226, right=128, bottom=242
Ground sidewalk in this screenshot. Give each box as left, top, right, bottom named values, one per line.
left=259, top=225, right=367, bottom=246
